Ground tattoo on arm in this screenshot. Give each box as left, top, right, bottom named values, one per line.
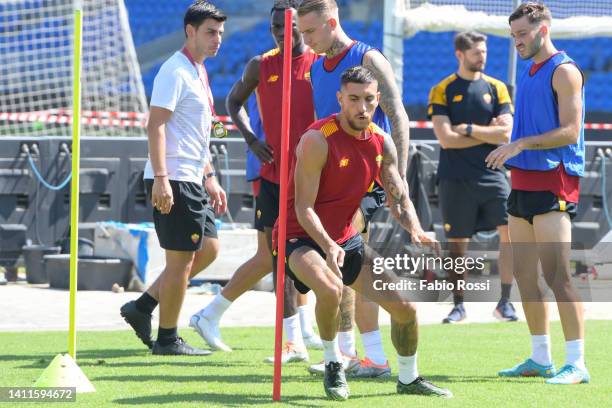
left=380, top=136, right=422, bottom=234
left=363, top=50, right=410, bottom=178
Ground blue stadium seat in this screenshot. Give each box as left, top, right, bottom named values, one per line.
left=126, top=2, right=612, bottom=112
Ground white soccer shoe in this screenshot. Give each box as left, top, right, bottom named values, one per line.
left=264, top=342, right=309, bottom=364
left=189, top=313, right=232, bottom=352
left=303, top=333, right=324, bottom=350
left=308, top=353, right=360, bottom=375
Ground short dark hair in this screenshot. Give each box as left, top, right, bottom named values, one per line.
left=509, top=2, right=552, bottom=25
left=297, top=0, right=338, bottom=17
left=271, top=0, right=301, bottom=15
left=340, top=66, right=377, bottom=87
left=454, top=31, right=487, bottom=52
left=184, top=1, right=226, bottom=36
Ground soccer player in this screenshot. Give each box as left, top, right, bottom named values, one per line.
left=119, top=1, right=227, bottom=355
left=486, top=2, right=589, bottom=384
left=428, top=31, right=518, bottom=323
left=297, top=0, right=412, bottom=377
left=190, top=1, right=323, bottom=362
left=277, top=66, right=451, bottom=400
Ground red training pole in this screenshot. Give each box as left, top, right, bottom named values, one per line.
left=272, top=9, right=293, bottom=402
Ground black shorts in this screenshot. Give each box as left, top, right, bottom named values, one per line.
left=281, top=234, right=364, bottom=294
left=359, top=182, right=387, bottom=233
left=439, top=178, right=509, bottom=238
left=145, top=179, right=217, bottom=251
left=507, top=189, right=577, bottom=224
left=254, top=178, right=279, bottom=232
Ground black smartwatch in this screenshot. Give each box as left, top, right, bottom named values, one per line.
left=466, top=123, right=473, bottom=137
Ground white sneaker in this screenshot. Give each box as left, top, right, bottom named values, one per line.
left=189, top=313, right=232, bottom=352
left=303, top=333, right=324, bottom=350
left=308, top=353, right=360, bottom=375
left=264, top=342, right=309, bottom=364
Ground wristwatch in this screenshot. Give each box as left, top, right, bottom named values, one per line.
left=466, top=123, right=473, bottom=137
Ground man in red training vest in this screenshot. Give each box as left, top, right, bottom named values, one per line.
left=274, top=66, right=452, bottom=401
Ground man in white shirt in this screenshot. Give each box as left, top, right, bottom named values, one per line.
left=120, top=1, right=227, bottom=355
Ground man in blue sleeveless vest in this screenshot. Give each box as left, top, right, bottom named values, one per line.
left=298, top=0, right=411, bottom=379
left=486, top=2, right=589, bottom=384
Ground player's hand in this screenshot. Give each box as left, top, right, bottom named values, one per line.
left=490, top=115, right=511, bottom=127
left=325, top=243, right=345, bottom=278
left=205, top=176, right=227, bottom=215
left=410, top=228, right=441, bottom=257
left=249, top=139, right=274, bottom=164
left=485, top=141, right=523, bottom=170
left=152, top=176, right=173, bottom=214
left=452, top=123, right=468, bottom=135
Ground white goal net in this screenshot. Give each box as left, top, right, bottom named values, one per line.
left=0, top=0, right=148, bottom=137
left=402, top=0, right=612, bottom=38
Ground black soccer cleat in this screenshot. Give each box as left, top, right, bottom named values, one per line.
left=152, top=337, right=212, bottom=356
left=397, top=376, right=453, bottom=398
left=120, top=300, right=154, bottom=349
left=324, top=361, right=350, bottom=401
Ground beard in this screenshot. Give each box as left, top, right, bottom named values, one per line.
left=466, top=62, right=484, bottom=73
left=522, top=32, right=543, bottom=60
left=346, top=116, right=369, bottom=132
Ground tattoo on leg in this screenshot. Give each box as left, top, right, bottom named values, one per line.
left=338, top=286, right=355, bottom=331
left=391, top=318, right=418, bottom=356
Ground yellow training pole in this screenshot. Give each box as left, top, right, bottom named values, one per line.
left=34, top=1, right=93, bottom=392
left=68, top=0, right=83, bottom=360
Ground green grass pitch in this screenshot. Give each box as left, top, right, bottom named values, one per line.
left=1, top=321, right=610, bottom=407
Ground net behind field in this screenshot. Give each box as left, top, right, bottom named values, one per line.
left=0, top=0, right=147, bottom=137
left=400, top=0, right=612, bottom=109
left=407, top=0, right=612, bottom=17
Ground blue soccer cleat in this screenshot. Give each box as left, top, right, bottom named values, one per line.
left=498, top=358, right=556, bottom=378
left=546, top=364, right=590, bottom=385
left=442, top=303, right=466, bottom=324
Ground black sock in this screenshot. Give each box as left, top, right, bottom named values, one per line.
left=501, top=283, right=512, bottom=302
left=157, top=327, right=178, bottom=346
left=135, top=292, right=158, bottom=315
left=453, top=293, right=464, bottom=306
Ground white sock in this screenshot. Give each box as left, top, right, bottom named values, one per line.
left=398, top=354, right=418, bottom=384
left=298, top=305, right=316, bottom=338
left=201, top=293, right=231, bottom=323
left=283, top=314, right=304, bottom=348
left=531, top=334, right=552, bottom=366
left=323, top=338, right=342, bottom=364
left=361, top=330, right=387, bottom=365
left=338, top=330, right=357, bottom=357
left=565, top=339, right=586, bottom=371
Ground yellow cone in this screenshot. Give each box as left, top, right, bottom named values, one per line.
left=34, top=354, right=95, bottom=393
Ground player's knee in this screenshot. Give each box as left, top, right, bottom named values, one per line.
left=254, top=250, right=273, bottom=271
left=515, top=277, right=543, bottom=301
left=316, top=281, right=343, bottom=308
left=513, top=268, right=537, bottom=285
left=205, top=237, right=220, bottom=260
left=392, top=300, right=417, bottom=324
left=546, top=275, right=577, bottom=301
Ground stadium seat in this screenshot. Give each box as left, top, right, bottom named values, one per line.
left=124, top=1, right=612, bottom=112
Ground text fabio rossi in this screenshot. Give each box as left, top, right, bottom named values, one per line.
left=373, top=253, right=486, bottom=275
left=372, top=254, right=490, bottom=292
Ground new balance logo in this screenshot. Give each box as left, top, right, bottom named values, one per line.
left=268, top=74, right=279, bottom=82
